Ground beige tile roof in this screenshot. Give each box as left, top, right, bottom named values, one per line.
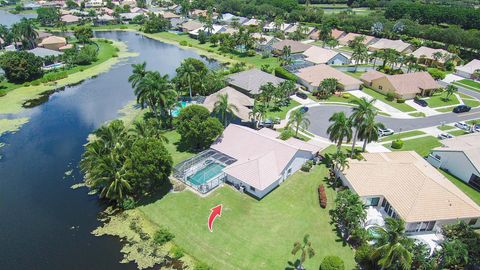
left=211, top=125, right=324, bottom=190
left=369, top=38, right=412, bottom=53
left=181, top=20, right=204, bottom=32
left=433, top=133, right=480, bottom=170
left=39, top=35, right=67, bottom=46
left=373, top=72, right=440, bottom=95
left=302, top=46, right=346, bottom=64
left=360, top=70, right=386, bottom=84
left=202, top=87, right=253, bottom=121
left=411, top=46, right=452, bottom=63
left=331, top=29, right=345, bottom=39
left=338, top=33, right=375, bottom=46
left=296, top=64, right=362, bottom=89
left=272, top=39, right=312, bottom=54
left=251, top=33, right=278, bottom=45
left=456, top=59, right=480, bottom=75
left=342, top=151, right=480, bottom=223
left=61, top=14, right=80, bottom=23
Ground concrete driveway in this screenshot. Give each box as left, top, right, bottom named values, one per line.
left=306, top=104, right=480, bottom=138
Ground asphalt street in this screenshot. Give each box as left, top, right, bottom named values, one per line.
left=306, top=104, right=480, bottom=138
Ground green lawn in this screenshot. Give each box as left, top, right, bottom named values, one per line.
left=308, top=93, right=361, bottom=104
left=384, top=136, right=442, bottom=157
left=163, top=130, right=195, bottom=165
left=362, top=87, right=416, bottom=112
left=409, top=112, right=426, bottom=117
left=379, top=130, right=426, bottom=142
left=436, top=106, right=455, bottom=113
left=448, top=130, right=468, bottom=136
left=453, top=81, right=480, bottom=93
left=265, top=99, right=301, bottom=120
left=459, top=79, right=480, bottom=91
left=425, top=92, right=459, bottom=108
left=466, top=119, right=480, bottom=125
left=437, top=125, right=455, bottom=131
left=439, top=169, right=480, bottom=206
left=138, top=164, right=356, bottom=270
left=463, top=99, right=480, bottom=107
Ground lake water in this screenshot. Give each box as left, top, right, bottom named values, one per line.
left=0, top=9, right=37, bottom=26
left=0, top=29, right=217, bottom=270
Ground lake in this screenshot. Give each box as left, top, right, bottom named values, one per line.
left=0, top=29, right=217, bottom=270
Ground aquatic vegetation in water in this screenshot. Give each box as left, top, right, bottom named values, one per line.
left=0, top=118, right=29, bottom=137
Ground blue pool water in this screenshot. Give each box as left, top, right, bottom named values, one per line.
left=187, top=163, right=225, bottom=186
left=172, top=101, right=190, bottom=117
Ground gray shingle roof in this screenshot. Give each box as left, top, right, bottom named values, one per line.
left=227, top=69, right=285, bottom=95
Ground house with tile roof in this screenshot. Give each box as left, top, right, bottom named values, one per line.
left=61, top=14, right=80, bottom=24
left=368, top=38, right=414, bottom=54
left=339, top=151, right=480, bottom=234
left=202, top=86, right=254, bottom=122
left=427, top=133, right=480, bottom=190
left=455, top=59, right=480, bottom=79
left=302, top=46, right=350, bottom=65
left=180, top=20, right=204, bottom=32
left=227, top=68, right=285, bottom=97
left=38, top=35, right=68, bottom=51
left=338, top=33, right=376, bottom=46
left=271, top=39, right=312, bottom=54
left=367, top=71, right=440, bottom=99
left=210, top=125, right=326, bottom=198
left=296, top=64, right=362, bottom=91
left=411, top=46, right=455, bottom=65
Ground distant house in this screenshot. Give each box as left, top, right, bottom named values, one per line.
left=308, top=28, right=344, bottom=41
left=427, top=133, right=480, bottom=190
left=251, top=33, right=280, bottom=47
left=331, top=29, right=345, bottom=40
left=191, top=9, right=208, bottom=18
left=202, top=86, right=254, bottom=122
left=130, top=7, right=147, bottom=14
left=365, top=71, right=440, bottom=99
left=99, top=7, right=114, bottom=15
left=411, top=46, right=456, bottom=66
left=271, top=39, right=312, bottom=54
left=338, top=33, right=376, bottom=46
left=284, top=24, right=315, bottom=36
left=170, top=18, right=188, bottom=30
left=227, top=68, right=285, bottom=97
left=61, top=14, right=80, bottom=24
left=219, top=13, right=248, bottom=25
left=36, top=31, right=52, bottom=44
left=96, top=14, right=115, bottom=24
left=38, top=36, right=69, bottom=51
left=210, top=124, right=326, bottom=198
left=368, top=38, right=414, bottom=54
left=120, top=13, right=139, bottom=21
left=180, top=20, right=204, bottom=33
left=28, top=47, right=63, bottom=58
left=189, top=25, right=226, bottom=37
left=359, top=70, right=386, bottom=86
left=339, top=151, right=480, bottom=234
left=263, top=22, right=292, bottom=32
left=159, top=11, right=181, bottom=20
left=455, top=59, right=480, bottom=79
left=302, top=46, right=350, bottom=65
left=242, top=18, right=259, bottom=26
left=296, top=64, right=362, bottom=91
left=85, top=0, right=103, bottom=8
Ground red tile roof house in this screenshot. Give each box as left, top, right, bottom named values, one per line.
left=296, top=64, right=362, bottom=91
left=338, top=33, right=377, bottom=46
left=173, top=125, right=327, bottom=198
left=271, top=39, right=312, bottom=54
left=455, top=59, right=480, bottom=79
left=361, top=71, right=441, bottom=100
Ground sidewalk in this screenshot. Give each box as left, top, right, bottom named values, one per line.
left=405, top=100, right=441, bottom=116
left=349, top=90, right=413, bottom=118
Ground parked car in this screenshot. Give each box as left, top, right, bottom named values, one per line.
left=438, top=133, right=454, bottom=140
left=455, top=121, right=470, bottom=131
left=452, top=105, right=471, bottom=113
left=300, top=106, right=309, bottom=113
left=414, top=97, right=428, bottom=107
left=378, top=128, right=395, bottom=137
left=296, top=92, right=308, bottom=99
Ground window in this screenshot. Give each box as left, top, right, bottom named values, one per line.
left=378, top=85, right=383, bottom=90
left=420, top=221, right=436, bottom=232
left=434, top=155, right=441, bottom=160
left=366, top=197, right=380, bottom=206
left=469, top=218, right=478, bottom=226
left=469, top=174, right=480, bottom=191
left=249, top=186, right=256, bottom=192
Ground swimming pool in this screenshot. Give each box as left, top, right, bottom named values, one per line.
left=187, top=162, right=225, bottom=186
left=171, top=101, right=190, bottom=117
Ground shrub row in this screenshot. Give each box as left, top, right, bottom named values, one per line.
left=301, top=160, right=314, bottom=172
left=318, top=184, right=327, bottom=208
left=274, top=66, right=298, bottom=81
left=40, top=71, right=68, bottom=83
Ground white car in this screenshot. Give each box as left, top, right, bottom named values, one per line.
left=454, top=122, right=470, bottom=131
left=438, top=133, right=454, bottom=140
left=378, top=128, right=395, bottom=137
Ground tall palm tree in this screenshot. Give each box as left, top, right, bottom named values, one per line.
left=249, top=101, right=267, bottom=129
left=319, top=24, right=332, bottom=48
left=135, top=71, right=177, bottom=120
left=287, top=109, right=310, bottom=137
left=291, top=234, right=315, bottom=270
left=351, top=42, right=369, bottom=72
left=357, top=113, right=384, bottom=152
left=331, top=149, right=349, bottom=177
left=128, top=62, right=147, bottom=88
left=349, top=97, right=377, bottom=157
left=176, top=60, right=197, bottom=98
left=327, top=112, right=353, bottom=151
left=213, top=93, right=239, bottom=126
left=445, top=84, right=458, bottom=101
left=11, top=18, right=38, bottom=49
left=0, top=24, right=9, bottom=50
left=372, top=218, right=413, bottom=270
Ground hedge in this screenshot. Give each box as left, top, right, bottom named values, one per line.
left=391, top=139, right=404, bottom=149
left=318, top=184, right=327, bottom=208
left=274, top=66, right=298, bottom=81
left=320, top=255, right=345, bottom=270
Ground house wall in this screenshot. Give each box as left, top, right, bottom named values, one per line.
left=326, top=54, right=350, bottom=65
left=370, top=77, right=417, bottom=99
left=427, top=151, right=480, bottom=184
left=42, top=43, right=65, bottom=51
left=455, top=69, right=473, bottom=79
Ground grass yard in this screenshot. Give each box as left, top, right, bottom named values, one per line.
left=308, top=93, right=361, bottom=105
left=458, top=79, right=480, bottom=91
left=436, top=106, right=455, bottom=113
left=466, top=119, right=480, bottom=124
left=345, top=71, right=366, bottom=79
left=448, top=130, right=468, bottom=136
left=437, top=125, right=455, bottom=131
left=439, top=170, right=480, bottom=206
left=463, top=99, right=480, bottom=107
left=384, top=136, right=442, bottom=157
left=362, top=87, right=416, bottom=112
left=162, top=130, right=196, bottom=165
left=265, top=99, right=301, bottom=120
left=138, top=164, right=356, bottom=270
left=425, top=93, right=459, bottom=108
left=379, top=130, right=425, bottom=142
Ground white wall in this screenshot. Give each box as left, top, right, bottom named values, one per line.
left=428, top=151, right=480, bottom=184
left=455, top=69, right=473, bottom=79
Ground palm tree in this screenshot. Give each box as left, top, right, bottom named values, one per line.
left=128, top=62, right=147, bottom=88
left=331, top=149, right=349, bottom=177
left=327, top=112, right=353, bottom=151
left=357, top=113, right=385, bottom=152
left=373, top=218, right=413, bottom=270
left=318, top=78, right=338, bottom=97
left=0, top=24, right=9, bottom=50
left=134, top=71, right=177, bottom=121
left=249, top=101, right=267, bottom=129
left=404, top=54, right=417, bottom=73
left=432, top=51, right=444, bottom=67
left=11, top=18, right=38, bottom=49
left=319, top=24, right=332, bottom=48
left=291, top=234, right=315, bottom=270
left=213, top=93, right=239, bottom=126
left=176, top=60, right=197, bottom=98
left=351, top=42, right=369, bottom=72
left=445, top=84, right=458, bottom=101
left=349, top=97, right=377, bottom=157
left=131, top=118, right=169, bottom=142
left=287, top=109, right=310, bottom=137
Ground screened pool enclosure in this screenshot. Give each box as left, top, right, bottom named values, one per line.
left=173, top=149, right=237, bottom=194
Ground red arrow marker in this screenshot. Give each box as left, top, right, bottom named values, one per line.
left=208, top=204, right=223, bottom=232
